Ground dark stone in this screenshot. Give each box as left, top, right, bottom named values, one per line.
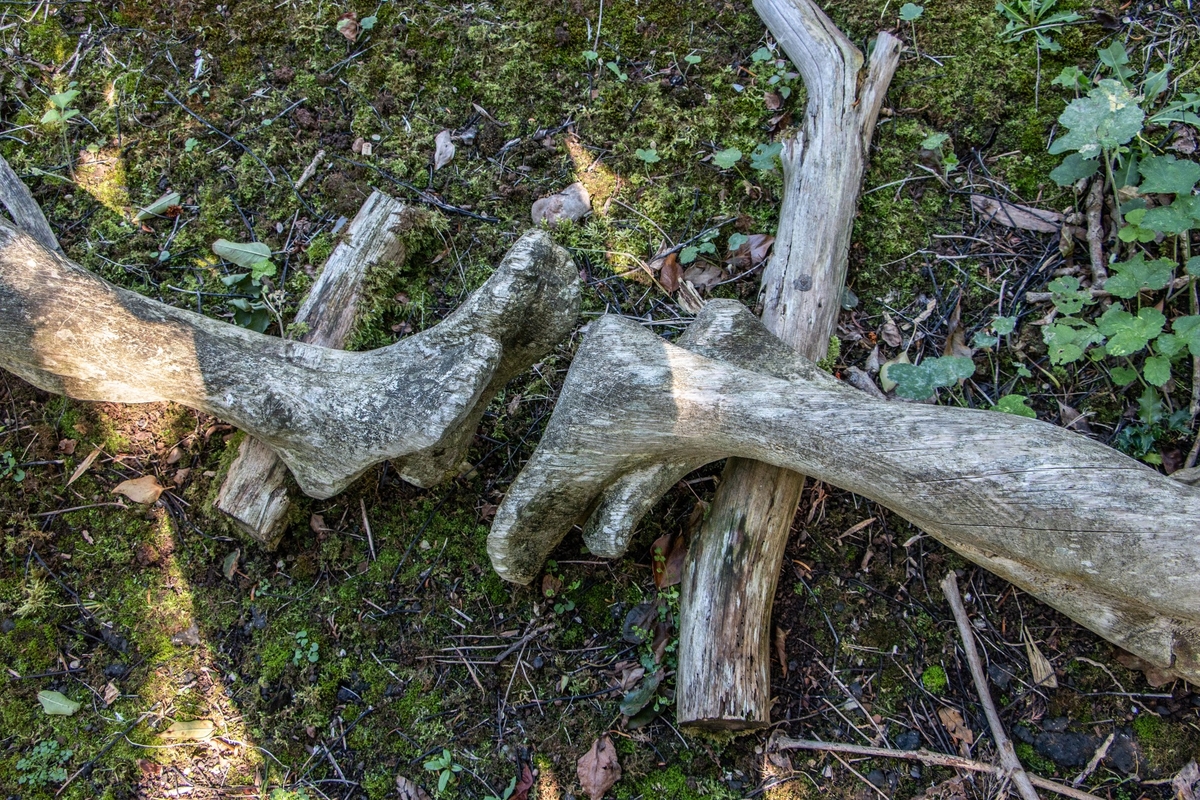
left=866, top=770, right=887, bottom=788
left=532, top=655, right=544, bottom=669
left=1105, top=732, right=1138, bottom=774
left=895, top=729, right=921, bottom=750
left=1034, top=732, right=1101, bottom=767
left=1043, top=716, right=1069, bottom=732
left=336, top=685, right=362, bottom=703
left=1013, top=725, right=1035, bottom=744
left=250, top=606, right=268, bottom=630
left=910, top=766, right=922, bottom=779
left=0, top=617, right=14, bottom=634
left=104, top=662, right=129, bottom=679
left=987, top=662, right=1013, bottom=689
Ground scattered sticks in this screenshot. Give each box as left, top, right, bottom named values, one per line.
left=940, top=571, right=1041, bottom=800
left=769, top=737, right=1102, bottom=800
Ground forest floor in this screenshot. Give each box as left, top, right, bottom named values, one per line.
left=1, top=0, right=1199, bottom=798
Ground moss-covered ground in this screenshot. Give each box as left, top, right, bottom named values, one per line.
left=2, top=0, right=1199, bottom=798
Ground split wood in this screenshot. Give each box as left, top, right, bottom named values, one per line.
left=217, top=190, right=420, bottom=546
left=488, top=301, right=1200, bottom=689
left=0, top=216, right=579, bottom=500
left=941, top=571, right=1040, bottom=800
left=577, top=0, right=902, bottom=730
left=770, top=736, right=1102, bottom=800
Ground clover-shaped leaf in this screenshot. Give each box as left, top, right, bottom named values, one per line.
left=1043, top=318, right=1103, bottom=364
left=1138, top=155, right=1200, bottom=195
left=1096, top=305, right=1165, bottom=356
left=712, top=148, right=742, bottom=169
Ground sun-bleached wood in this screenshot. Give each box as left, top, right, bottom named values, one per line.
left=583, top=0, right=902, bottom=728
left=217, top=191, right=417, bottom=547
left=0, top=155, right=61, bottom=254
left=489, top=304, right=1200, bottom=693
left=0, top=219, right=579, bottom=499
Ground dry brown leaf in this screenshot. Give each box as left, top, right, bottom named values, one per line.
left=542, top=572, right=563, bottom=599
left=651, top=533, right=687, bottom=589
left=112, top=475, right=164, bottom=505
left=58, top=438, right=76, bottom=455
left=310, top=513, right=329, bottom=535
left=578, top=735, right=621, bottom=800
left=1113, top=649, right=1175, bottom=687
left=659, top=252, right=682, bottom=293
left=682, top=263, right=725, bottom=292
left=613, top=662, right=646, bottom=691
left=1024, top=627, right=1059, bottom=689
left=937, top=707, right=974, bottom=754
left=837, top=517, right=877, bottom=543
left=513, top=762, right=535, bottom=800
left=775, top=626, right=789, bottom=678
left=434, top=130, right=456, bottom=170
left=1172, top=760, right=1200, bottom=800
left=764, top=90, right=783, bottom=110
left=747, top=233, right=775, bottom=265
left=880, top=315, right=902, bottom=348
left=1057, top=401, right=1092, bottom=434
left=395, top=775, right=432, bottom=800
left=942, top=299, right=973, bottom=360
left=103, top=681, right=119, bottom=707
left=67, top=448, right=101, bottom=487
left=336, top=11, right=360, bottom=41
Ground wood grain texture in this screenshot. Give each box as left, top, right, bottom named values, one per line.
left=489, top=304, right=1200, bottom=689
left=216, top=191, right=414, bottom=547
left=0, top=219, right=578, bottom=499
left=0, top=154, right=61, bottom=254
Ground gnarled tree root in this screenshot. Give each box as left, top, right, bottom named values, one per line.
left=489, top=302, right=1200, bottom=696
left=0, top=219, right=579, bottom=499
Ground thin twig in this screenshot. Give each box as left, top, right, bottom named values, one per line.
left=941, top=572, right=1041, bottom=800
left=771, top=736, right=1102, bottom=800
left=360, top=498, right=375, bottom=561
left=1072, top=732, right=1114, bottom=787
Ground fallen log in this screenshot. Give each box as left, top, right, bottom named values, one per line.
left=0, top=219, right=579, bottom=499
left=489, top=302, right=1200, bottom=688
left=579, top=0, right=902, bottom=728
left=217, top=190, right=419, bottom=547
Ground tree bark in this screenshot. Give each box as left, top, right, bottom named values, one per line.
left=0, top=219, right=579, bottom=499
left=678, top=0, right=900, bottom=728
left=216, top=190, right=416, bottom=547
left=488, top=304, right=1200, bottom=687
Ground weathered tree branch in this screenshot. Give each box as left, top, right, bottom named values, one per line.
left=489, top=303, right=1200, bottom=687
left=217, top=191, right=418, bottom=546
left=0, top=219, right=579, bottom=499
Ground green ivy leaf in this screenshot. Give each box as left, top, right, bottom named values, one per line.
left=712, top=148, right=742, bottom=169
left=359, top=15, right=376, bottom=29
left=1139, top=202, right=1194, bottom=235
left=1171, top=315, right=1200, bottom=357
left=992, top=315, right=1017, bottom=335
left=749, top=141, right=783, bottom=171
left=1049, top=80, right=1144, bottom=158
left=750, top=46, right=773, bottom=62
left=1143, top=355, right=1171, bottom=387
left=634, top=148, right=661, bottom=163
left=921, top=132, right=949, bottom=150
left=1047, top=275, right=1094, bottom=315
left=1155, top=333, right=1184, bottom=358
left=1102, top=253, right=1174, bottom=299
left=1110, top=365, right=1139, bottom=386
left=1043, top=318, right=1103, bottom=364
left=993, top=394, right=1037, bottom=418
left=1138, top=154, right=1200, bottom=195
left=727, top=232, right=749, bottom=251
left=679, top=246, right=699, bottom=264
left=889, top=356, right=974, bottom=399
left=899, top=3, right=925, bottom=20
left=1096, top=305, right=1166, bottom=356
left=1049, top=153, right=1100, bottom=187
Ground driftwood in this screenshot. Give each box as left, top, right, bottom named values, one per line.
left=217, top=191, right=418, bottom=547
left=0, top=218, right=579, bottom=499
left=578, top=0, right=902, bottom=728
left=489, top=302, right=1200, bottom=691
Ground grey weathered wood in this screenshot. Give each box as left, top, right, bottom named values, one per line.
left=216, top=191, right=415, bottom=547
left=0, top=219, right=579, bottom=499
left=0, top=154, right=62, bottom=254
left=488, top=304, right=1200, bottom=688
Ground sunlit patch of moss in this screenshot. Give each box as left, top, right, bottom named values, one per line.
left=74, top=146, right=131, bottom=216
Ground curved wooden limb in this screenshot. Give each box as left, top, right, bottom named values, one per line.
left=0, top=220, right=579, bottom=499
left=488, top=306, right=1200, bottom=692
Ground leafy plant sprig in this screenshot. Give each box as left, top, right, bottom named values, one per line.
left=423, top=749, right=463, bottom=794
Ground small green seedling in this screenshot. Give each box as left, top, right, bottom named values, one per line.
left=711, top=147, right=742, bottom=169
left=292, top=630, right=319, bottom=666
left=41, top=84, right=81, bottom=126
left=995, top=0, right=1081, bottom=52
left=899, top=3, right=924, bottom=20
left=582, top=49, right=599, bottom=63
left=423, top=749, right=463, bottom=794
left=17, top=740, right=72, bottom=788
left=634, top=147, right=661, bottom=164
left=749, top=45, right=799, bottom=100
left=212, top=239, right=278, bottom=333
left=605, top=60, right=628, bottom=81
left=483, top=776, right=519, bottom=800
left=1, top=450, right=25, bottom=483
left=920, top=132, right=959, bottom=173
